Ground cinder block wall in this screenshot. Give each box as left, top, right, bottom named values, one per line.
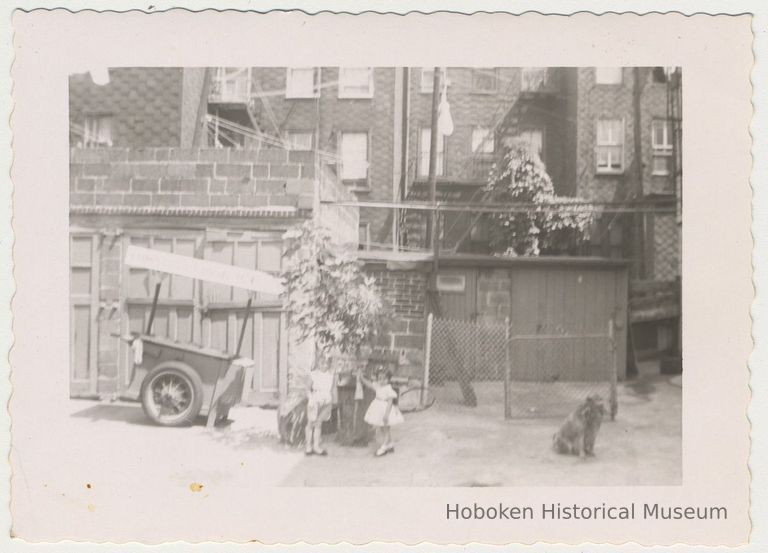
left=69, top=147, right=317, bottom=210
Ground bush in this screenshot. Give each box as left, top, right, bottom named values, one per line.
left=484, top=145, right=594, bottom=256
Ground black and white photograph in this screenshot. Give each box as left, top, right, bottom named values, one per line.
left=66, top=65, right=683, bottom=486
left=8, top=9, right=755, bottom=546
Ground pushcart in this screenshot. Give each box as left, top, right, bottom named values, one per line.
left=118, top=245, right=283, bottom=428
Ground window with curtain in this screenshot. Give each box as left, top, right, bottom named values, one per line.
left=652, top=120, right=674, bottom=176
left=285, top=68, right=320, bottom=98
left=83, top=114, right=113, bottom=147
left=338, top=67, right=374, bottom=98
left=596, top=119, right=625, bottom=173
left=521, top=67, right=548, bottom=92
left=340, top=132, right=369, bottom=182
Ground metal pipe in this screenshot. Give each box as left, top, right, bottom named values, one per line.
left=145, top=282, right=162, bottom=335
left=235, top=296, right=253, bottom=358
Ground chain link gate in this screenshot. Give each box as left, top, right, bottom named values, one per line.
left=424, top=314, right=618, bottom=419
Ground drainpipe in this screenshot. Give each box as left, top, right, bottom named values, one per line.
left=631, top=67, right=646, bottom=279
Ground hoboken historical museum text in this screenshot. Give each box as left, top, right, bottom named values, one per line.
left=446, top=503, right=728, bottom=521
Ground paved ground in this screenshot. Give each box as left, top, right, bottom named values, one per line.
left=62, top=368, right=681, bottom=488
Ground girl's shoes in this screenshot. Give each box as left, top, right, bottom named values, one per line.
left=305, top=449, right=327, bottom=456
left=375, top=444, right=395, bottom=457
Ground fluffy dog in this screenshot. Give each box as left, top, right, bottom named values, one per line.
left=552, top=394, right=606, bottom=457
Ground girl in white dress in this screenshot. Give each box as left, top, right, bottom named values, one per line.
left=359, top=367, right=404, bottom=457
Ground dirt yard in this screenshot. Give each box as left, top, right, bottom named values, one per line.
left=62, top=369, right=681, bottom=488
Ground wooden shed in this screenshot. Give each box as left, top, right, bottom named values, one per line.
left=433, top=255, right=629, bottom=380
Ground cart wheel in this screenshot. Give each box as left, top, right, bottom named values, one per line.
left=140, top=363, right=204, bottom=427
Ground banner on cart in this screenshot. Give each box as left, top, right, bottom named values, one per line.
left=124, top=245, right=284, bottom=296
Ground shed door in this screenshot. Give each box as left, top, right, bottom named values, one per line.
left=202, top=234, right=286, bottom=405
left=436, top=269, right=477, bottom=320
left=70, top=235, right=99, bottom=397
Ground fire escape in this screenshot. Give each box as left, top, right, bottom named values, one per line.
left=401, top=67, right=564, bottom=254
left=207, top=68, right=261, bottom=148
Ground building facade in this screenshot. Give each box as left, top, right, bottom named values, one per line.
left=68, top=66, right=682, bottom=399
left=69, top=69, right=359, bottom=401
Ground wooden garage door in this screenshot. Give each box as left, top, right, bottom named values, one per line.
left=119, top=230, right=287, bottom=404
left=202, top=233, right=286, bottom=404
left=70, top=234, right=99, bottom=397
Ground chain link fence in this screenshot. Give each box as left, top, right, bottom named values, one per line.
left=426, top=315, right=618, bottom=419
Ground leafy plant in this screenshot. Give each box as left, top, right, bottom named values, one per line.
left=281, top=221, right=386, bottom=358
left=484, top=145, right=594, bottom=256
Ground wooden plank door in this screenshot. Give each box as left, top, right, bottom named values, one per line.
left=120, top=233, right=202, bottom=392
left=201, top=232, right=286, bottom=405
left=70, top=234, right=99, bottom=397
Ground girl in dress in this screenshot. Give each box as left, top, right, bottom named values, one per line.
left=359, top=366, right=404, bottom=457
left=305, top=356, right=336, bottom=456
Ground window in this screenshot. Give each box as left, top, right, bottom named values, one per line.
left=596, top=119, right=625, bottom=174
left=517, top=128, right=544, bottom=159
left=340, top=132, right=369, bottom=182
left=358, top=223, right=370, bottom=250
left=652, top=120, right=673, bottom=175
left=285, top=68, right=320, bottom=98
left=420, top=68, right=435, bottom=93
left=82, top=114, right=113, bottom=147
left=211, top=67, right=251, bottom=102
left=653, top=66, right=680, bottom=84
left=595, top=67, right=623, bottom=85
left=471, top=128, right=495, bottom=154
left=521, top=67, right=548, bottom=92
left=471, top=68, right=498, bottom=93
left=338, top=67, right=374, bottom=98
left=284, top=131, right=314, bottom=151
left=436, top=273, right=466, bottom=293
left=419, top=128, right=445, bottom=177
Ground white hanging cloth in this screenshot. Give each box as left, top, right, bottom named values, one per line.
left=437, top=79, right=454, bottom=137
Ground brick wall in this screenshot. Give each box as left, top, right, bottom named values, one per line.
left=406, top=67, right=521, bottom=185
left=69, top=146, right=316, bottom=211
left=574, top=67, right=681, bottom=280
left=248, top=67, right=398, bottom=241
left=70, top=68, right=190, bottom=148
left=365, top=264, right=428, bottom=380
left=575, top=67, right=677, bottom=201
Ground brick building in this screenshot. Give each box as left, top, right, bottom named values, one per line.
left=68, top=68, right=359, bottom=401
left=573, top=67, right=681, bottom=281
left=68, top=67, right=682, bottom=399
left=69, top=68, right=209, bottom=149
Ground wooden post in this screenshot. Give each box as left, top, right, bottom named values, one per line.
left=145, top=282, right=162, bottom=335
left=608, top=317, right=618, bottom=420
left=504, top=316, right=511, bottom=420
left=235, top=295, right=253, bottom=358
left=421, top=313, right=433, bottom=408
